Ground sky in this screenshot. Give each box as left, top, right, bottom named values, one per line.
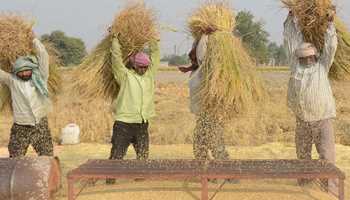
left=1, top=0, right=350, bottom=56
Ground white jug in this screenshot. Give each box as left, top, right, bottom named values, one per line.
left=60, top=123, right=80, bottom=145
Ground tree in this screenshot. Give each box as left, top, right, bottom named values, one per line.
left=41, top=31, right=87, bottom=66
left=161, top=55, right=171, bottom=62
left=168, top=54, right=189, bottom=66
left=235, top=10, right=270, bottom=65
left=268, top=42, right=287, bottom=66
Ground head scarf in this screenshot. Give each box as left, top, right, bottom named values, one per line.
left=129, top=52, right=151, bottom=67
left=13, top=56, right=49, bottom=97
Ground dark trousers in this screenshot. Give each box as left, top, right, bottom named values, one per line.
left=109, top=121, right=149, bottom=160
left=8, top=117, right=54, bottom=158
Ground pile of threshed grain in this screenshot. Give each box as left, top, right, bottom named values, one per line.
left=72, top=2, right=157, bottom=101
left=282, top=0, right=350, bottom=80
left=188, top=1, right=265, bottom=121
left=0, top=14, right=62, bottom=111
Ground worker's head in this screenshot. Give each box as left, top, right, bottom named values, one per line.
left=16, top=70, right=33, bottom=81
left=129, top=52, right=151, bottom=76
left=296, top=43, right=318, bottom=67
left=13, top=56, right=38, bottom=81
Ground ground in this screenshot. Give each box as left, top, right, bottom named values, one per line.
left=0, top=70, right=350, bottom=199
left=1, top=142, right=349, bottom=200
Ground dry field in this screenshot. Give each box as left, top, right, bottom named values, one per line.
left=1, top=69, right=350, bottom=146
left=0, top=69, right=350, bottom=199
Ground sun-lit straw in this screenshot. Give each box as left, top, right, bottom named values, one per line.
left=188, top=1, right=266, bottom=121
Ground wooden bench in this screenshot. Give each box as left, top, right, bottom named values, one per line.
left=67, top=159, right=346, bottom=200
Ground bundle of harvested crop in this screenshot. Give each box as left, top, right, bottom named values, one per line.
left=188, top=1, right=265, bottom=120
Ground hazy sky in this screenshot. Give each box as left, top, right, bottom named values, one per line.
left=1, top=0, right=349, bottom=55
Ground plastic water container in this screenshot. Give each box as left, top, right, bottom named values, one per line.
left=60, top=123, right=80, bottom=145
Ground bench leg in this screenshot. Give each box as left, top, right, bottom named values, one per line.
left=68, top=178, right=75, bottom=200
left=338, top=179, right=344, bottom=200
left=201, top=178, right=208, bottom=200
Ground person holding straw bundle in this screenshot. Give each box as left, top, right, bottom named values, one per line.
left=105, top=30, right=159, bottom=185
left=107, top=31, right=159, bottom=163
left=0, top=37, right=53, bottom=158
left=0, top=14, right=61, bottom=158
left=179, top=30, right=230, bottom=162
left=180, top=2, right=265, bottom=168
left=71, top=3, right=159, bottom=173
left=283, top=6, right=338, bottom=191
left=68, top=3, right=162, bottom=184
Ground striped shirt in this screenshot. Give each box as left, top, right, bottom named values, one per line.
left=284, top=16, right=338, bottom=122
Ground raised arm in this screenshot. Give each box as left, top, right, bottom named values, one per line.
left=149, top=39, right=160, bottom=76
left=196, top=35, right=208, bottom=65
left=33, top=38, right=49, bottom=81
left=283, top=14, right=304, bottom=70
left=110, top=35, right=128, bottom=84
left=319, top=22, right=338, bottom=73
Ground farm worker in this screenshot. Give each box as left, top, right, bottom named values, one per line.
left=0, top=38, right=53, bottom=158
left=284, top=10, right=338, bottom=192
left=106, top=32, right=160, bottom=184
left=178, top=27, right=230, bottom=162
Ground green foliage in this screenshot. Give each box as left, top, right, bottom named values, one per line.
left=160, top=55, right=171, bottom=62
left=235, top=10, right=270, bottom=65
left=167, top=54, right=190, bottom=66
left=268, top=42, right=287, bottom=66
left=41, top=30, right=87, bottom=66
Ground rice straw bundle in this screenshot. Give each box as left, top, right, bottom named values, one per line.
left=0, top=13, right=35, bottom=71
left=72, top=36, right=116, bottom=100
left=112, top=2, right=157, bottom=59
left=281, top=0, right=334, bottom=52
left=330, top=19, right=350, bottom=80
left=73, top=2, right=157, bottom=101
left=189, top=2, right=265, bottom=120
left=188, top=1, right=235, bottom=40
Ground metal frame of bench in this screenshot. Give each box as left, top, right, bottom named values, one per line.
left=67, top=159, right=346, bottom=200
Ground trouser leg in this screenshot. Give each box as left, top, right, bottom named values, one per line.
left=8, top=124, right=33, bottom=158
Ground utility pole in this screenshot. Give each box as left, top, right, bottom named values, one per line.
left=174, top=45, right=177, bottom=55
